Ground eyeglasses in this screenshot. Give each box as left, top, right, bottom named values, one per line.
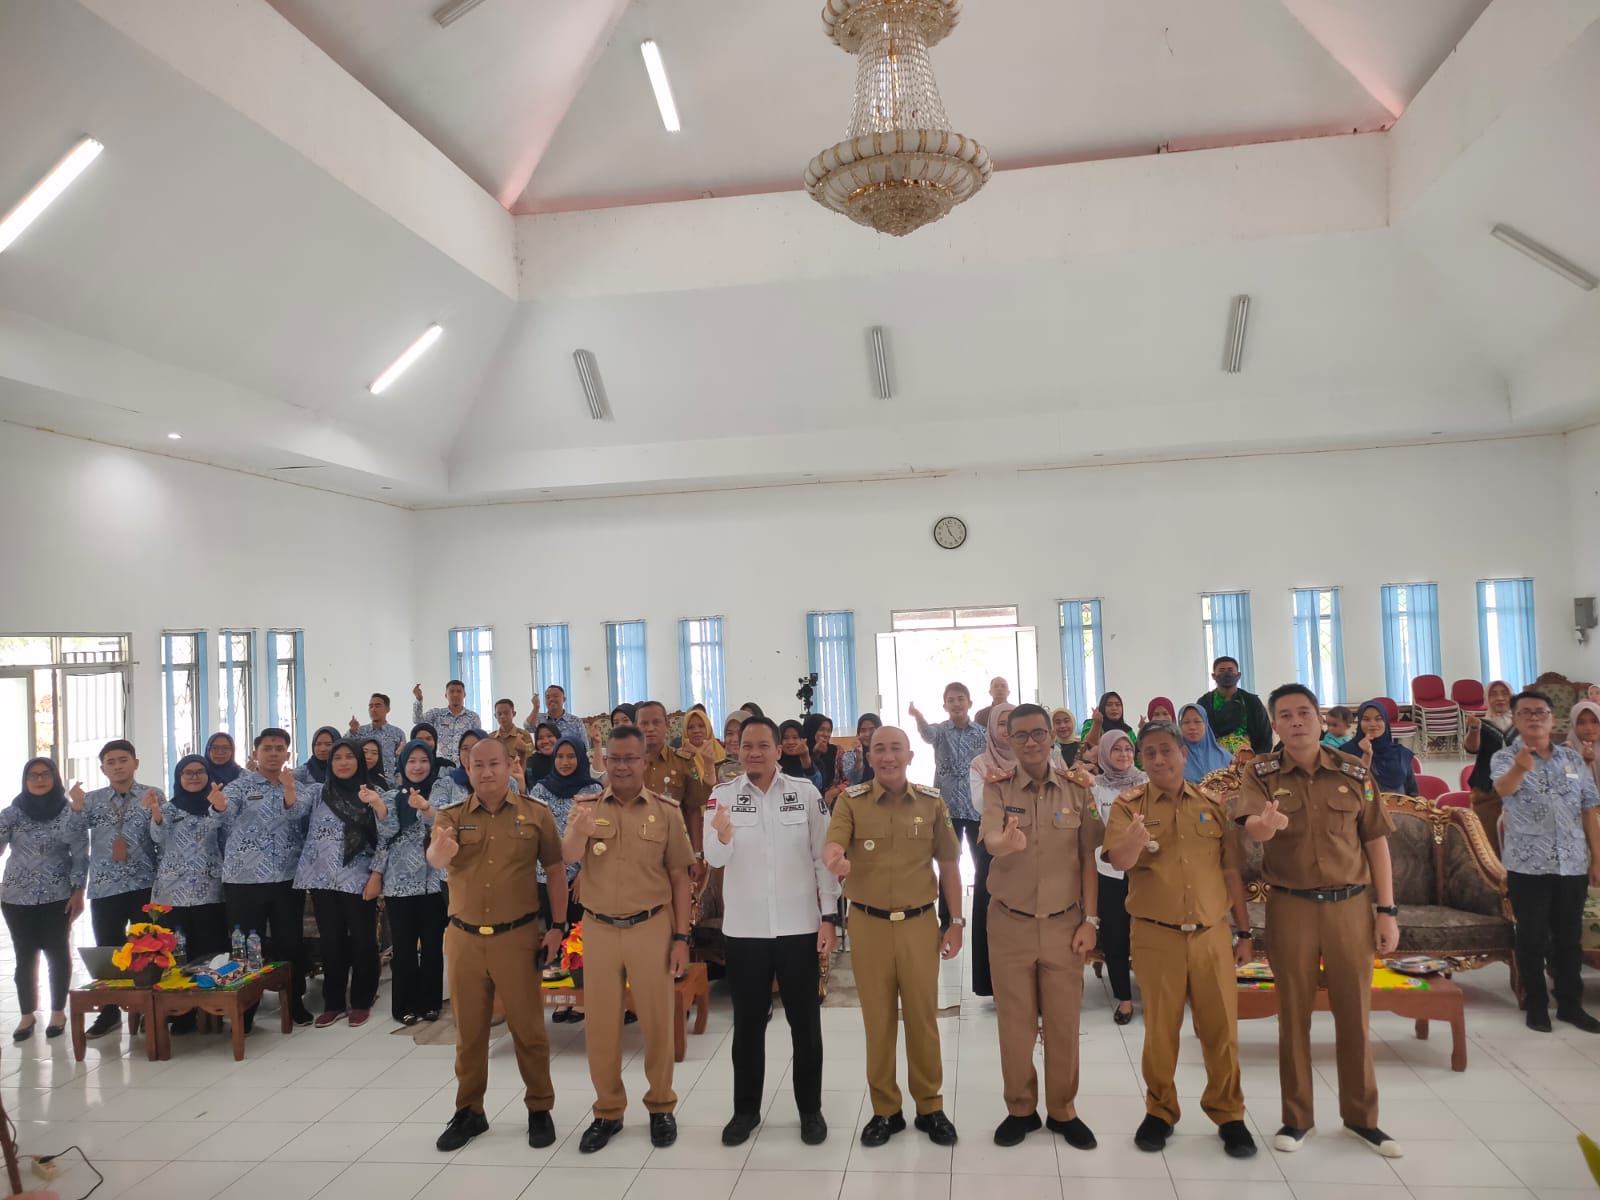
left=24, top=770, right=54, bottom=781
left=1515, top=709, right=1553, bottom=719
left=605, top=755, right=645, bottom=766
left=1008, top=729, right=1052, bottom=744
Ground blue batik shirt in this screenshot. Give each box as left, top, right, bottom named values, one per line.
left=82, top=783, right=159, bottom=900
left=373, top=794, right=441, bottom=898
left=914, top=718, right=987, bottom=821
left=293, top=792, right=397, bottom=894
left=0, top=806, right=88, bottom=904
left=355, top=722, right=406, bottom=768
left=529, top=780, right=600, bottom=883
left=411, top=703, right=481, bottom=764
left=220, top=772, right=316, bottom=884
left=1491, top=744, right=1600, bottom=876
left=150, top=803, right=225, bottom=907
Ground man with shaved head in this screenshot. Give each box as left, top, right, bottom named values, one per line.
left=825, top=726, right=964, bottom=1148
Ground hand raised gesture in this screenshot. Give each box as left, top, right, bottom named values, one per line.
left=567, top=802, right=598, bottom=839
left=906, top=700, right=924, bottom=722
left=280, top=771, right=297, bottom=808
left=709, top=801, right=733, bottom=845
left=1513, top=742, right=1537, bottom=773
left=358, top=785, right=383, bottom=808
left=822, top=842, right=850, bottom=877
left=142, top=790, right=164, bottom=824
left=996, top=813, right=1027, bottom=855
left=413, top=684, right=424, bottom=702
left=407, top=788, right=430, bottom=812
left=348, top=716, right=360, bottom=734
left=1120, top=811, right=1149, bottom=853
left=432, top=821, right=460, bottom=864
left=1258, top=799, right=1290, bottom=832
left=68, top=782, right=86, bottom=812
left=208, top=781, right=228, bottom=812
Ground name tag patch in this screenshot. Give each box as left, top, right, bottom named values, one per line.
left=1005, top=805, right=1026, bottom=814
left=779, top=792, right=805, bottom=813
left=731, top=795, right=758, bottom=814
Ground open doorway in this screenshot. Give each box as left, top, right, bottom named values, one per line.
left=875, top=605, right=1037, bottom=787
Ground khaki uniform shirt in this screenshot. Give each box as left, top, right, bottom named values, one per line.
left=572, top=787, right=694, bottom=916
left=1235, top=746, right=1395, bottom=890
left=825, top=780, right=959, bottom=910
left=979, top=767, right=1103, bottom=916
left=647, top=745, right=712, bottom=828
left=490, top=726, right=535, bottom=763
left=1105, top=781, right=1239, bottom=929
left=433, top=791, right=562, bottom=926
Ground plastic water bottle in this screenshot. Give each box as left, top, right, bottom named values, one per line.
left=174, top=928, right=188, bottom=965
left=230, top=925, right=246, bottom=963
left=246, top=930, right=263, bottom=973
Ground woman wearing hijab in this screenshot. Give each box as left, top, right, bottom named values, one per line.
left=1049, top=707, right=1081, bottom=769
left=683, top=705, right=726, bottom=790
left=1566, top=700, right=1600, bottom=794
left=204, top=732, right=244, bottom=787
left=1177, top=703, right=1233, bottom=784
left=293, top=740, right=396, bottom=1027
left=802, top=713, right=839, bottom=794
left=359, top=737, right=390, bottom=790
left=778, top=720, right=824, bottom=789
left=525, top=722, right=560, bottom=792
left=1466, top=681, right=1517, bottom=855
left=150, top=755, right=229, bottom=961
left=1092, top=731, right=1147, bottom=1024
left=834, top=714, right=880, bottom=790
left=530, top=737, right=602, bottom=1023
left=1142, top=697, right=1177, bottom=730
left=374, top=739, right=446, bottom=1025
left=1342, top=701, right=1419, bottom=795
left=1081, top=691, right=1136, bottom=754
left=294, top=726, right=341, bottom=788
left=409, top=721, right=441, bottom=758
left=0, top=759, right=87, bottom=1040
left=965, top=704, right=1019, bottom=999
left=431, top=729, right=488, bottom=810
left=720, top=709, right=754, bottom=784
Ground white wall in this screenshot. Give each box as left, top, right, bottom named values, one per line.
left=1568, top=423, right=1600, bottom=684
left=0, top=426, right=416, bottom=764
left=413, top=435, right=1579, bottom=720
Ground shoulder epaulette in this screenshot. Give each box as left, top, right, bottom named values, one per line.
left=1116, top=784, right=1147, bottom=804
left=986, top=768, right=1016, bottom=783
left=674, top=746, right=696, bottom=760
left=1055, top=767, right=1092, bottom=788
left=1252, top=756, right=1282, bottom=777
left=911, top=783, right=942, bottom=799
left=1338, top=759, right=1369, bottom=781
left=844, top=782, right=871, bottom=797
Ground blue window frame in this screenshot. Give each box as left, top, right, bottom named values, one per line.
left=447, top=627, right=494, bottom=718
left=1201, top=592, right=1255, bottom=691
left=1477, top=578, right=1536, bottom=690
left=678, top=617, right=727, bottom=727
left=606, top=621, right=648, bottom=708
left=161, top=631, right=209, bottom=774
left=1058, top=599, right=1104, bottom=719
left=806, top=611, right=857, bottom=726
left=529, top=624, right=572, bottom=706
left=1291, top=588, right=1346, bottom=704
left=217, top=629, right=256, bottom=744
left=1381, top=584, right=1440, bottom=702
left=264, top=629, right=307, bottom=759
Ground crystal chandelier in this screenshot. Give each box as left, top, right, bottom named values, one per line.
left=805, top=0, right=991, bottom=237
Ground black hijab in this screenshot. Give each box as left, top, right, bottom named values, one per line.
left=13, top=758, right=67, bottom=824
left=172, top=754, right=214, bottom=818
left=358, top=737, right=390, bottom=790
left=853, top=714, right=880, bottom=785
left=304, top=726, right=341, bottom=784
left=410, top=721, right=449, bottom=767
left=778, top=720, right=811, bottom=778
left=1096, top=692, right=1134, bottom=736
left=447, top=730, right=489, bottom=789
left=803, top=713, right=838, bottom=790
left=527, top=721, right=560, bottom=784
left=204, top=732, right=243, bottom=786
left=537, top=737, right=599, bottom=801
left=391, top=739, right=438, bottom=835
left=320, top=739, right=378, bottom=865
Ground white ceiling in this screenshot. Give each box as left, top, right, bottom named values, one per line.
left=0, top=0, right=1595, bottom=509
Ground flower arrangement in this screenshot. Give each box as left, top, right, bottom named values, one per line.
left=111, top=903, right=179, bottom=981
left=561, top=921, right=583, bottom=973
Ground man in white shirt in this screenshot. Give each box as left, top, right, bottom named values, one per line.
left=705, top=715, right=839, bottom=1148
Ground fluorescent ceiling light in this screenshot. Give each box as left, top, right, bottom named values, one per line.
left=369, top=324, right=443, bottom=395
left=573, top=349, right=612, bottom=420
left=167, top=432, right=182, bottom=440
left=0, top=136, right=104, bottom=254
left=432, top=0, right=490, bottom=27
left=1490, top=223, right=1597, bottom=291
left=640, top=41, right=681, bottom=132
left=1221, top=294, right=1250, bottom=374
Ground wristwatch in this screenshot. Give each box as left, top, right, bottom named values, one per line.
left=671, top=932, right=692, bottom=944
left=1375, top=904, right=1399, bottom=917
left=819, top=914, right=840, bottom=926
left=947, top=917, right=967, bottom=928
left=1232, top=931, right=1252, bottom=946
left=1084, top=915, right=1101, bottom=929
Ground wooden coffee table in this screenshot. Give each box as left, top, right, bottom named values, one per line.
left=150, top=963, right=292, bottom=1061
left=69, top=985, right=160, bottom=1062
left=542, top=962, right=710, bottom=1062
left=1237, top=974, right=1466, bottom=1070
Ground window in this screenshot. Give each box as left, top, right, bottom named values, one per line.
left=0, top=635, right=131, bottom=789
left=1058, top=600, right=1104, bottom=719
left=447, top=627, right=494, bottom=718
left=1380, top=584, right=1440, bottom=702
left=1478, top=578, right=1537, bottom=690
left=891, top=605, right=1018, bottom=631
left=807, top=611, right=858, bottom=726
left=678, top=617, right=727, bottom=726
left=265, top=630, right=306, bottom=759
left=605, top=621, right=648, bottom=708
left=162, top=631, right=209, bottom=774
left=528, top=624, right=572, bottom=706
left=217, top=629, right=255, bottom=744
left=1291, top=588, right=1346, bottom=703
left=1200, top=592, right=1255, bottom=690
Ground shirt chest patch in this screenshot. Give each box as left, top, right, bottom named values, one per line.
left=731, top=795, right=757, bottom=814
left=1005, top=805, right=1026, bottom=814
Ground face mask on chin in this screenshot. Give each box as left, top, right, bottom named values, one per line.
left=1214, top=673, right=1240, bottom=690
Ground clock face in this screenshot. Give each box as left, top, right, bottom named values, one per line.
left=933, top=516, right=967, bottom=550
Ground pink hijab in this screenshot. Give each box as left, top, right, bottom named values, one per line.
left=1566, top=700, right=1600, bottom=791
left=971, top=703, right=1018, bottom=779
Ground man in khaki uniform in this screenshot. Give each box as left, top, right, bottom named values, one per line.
left=637, top=700, right=712, bottom=870
left=1236, top=684, right=1402, bottom=1159
left=490, top=698, right=535, bottom=764
left=823, top=726, right=963, bottom=1147
left=1104, top=720, right=1256, bottom=1159
left=979, top=704, right=1101, bottom=1150
left=562, top=724, right=695, bottom=1154
left=427, top=737, right=568, bottom=1153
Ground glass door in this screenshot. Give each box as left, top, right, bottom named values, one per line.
left=62, top=670, right=129, bottom=791
left=0, top=673, right=34, bottom=794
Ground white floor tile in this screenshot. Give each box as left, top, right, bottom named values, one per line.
left=273, top=1120, right=397, bottom=1161
left=1173, top=1183, right=1294, bottom=1200
left=214, top=1160, right=346, bottom=1200
left=358, top=1121, right=465, bottom=1164
left=1386, top=1139, right=1525, bottom=1189
left=116, top=1160, right=250, bottom=1200
left=1160, top=1132, right=1286, bottom=1181
left=56, top=1158, right=162, bottom=1200
left=534, top=1165, right=640, bottom=1200
left=97, top=1118, right=227, bottom=1160
left=627, top=1166, right=741, bottom=1200
left=412, top=1163, right=543, bottom=1200
left=314, top=1161, right=442, bottom=1199
left=188, top=1120, right=310, bottom=1161
left=948, top=1175, right=1058, bottom=1200
left=744, top=1123, right=853, bottom=1171
left=1487, top=1140, right=1600, bottom=1190
left=952, top=1129, right=1063, bottom=1176
left=1054, top=1135, right=1173, bottom=1179
left=729, top=1169, right=845, bottom=1200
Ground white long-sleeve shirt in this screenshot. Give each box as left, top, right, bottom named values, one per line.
left=704, top=772, right=840, bottom=939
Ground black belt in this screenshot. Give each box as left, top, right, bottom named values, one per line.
left=449, top=912, right=540, bottom=937
left=586, top=904, right=665, bottom=929
left=999, top=900, right=1073, bottom=921
left=1137, top=916, right=1209, bottom=933
left=1281, top=884, right=1367, bottom=903
left=852, top=901, right=935, bottom=923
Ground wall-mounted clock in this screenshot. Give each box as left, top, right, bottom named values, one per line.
left=933, top=515, right=967, bottom=550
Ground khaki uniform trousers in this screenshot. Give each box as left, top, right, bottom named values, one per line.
left=583, top=909, right=676, bottom=1119
left=1265, top=890, right=1378, bottom=1129
left=847, top=907, right=944, bottom=1117
left=446, top=921, right=553, bottom=1114
left=987, top=901, right=1083, bottom=1121
left=1129, top=919, right=1242, bottom=1126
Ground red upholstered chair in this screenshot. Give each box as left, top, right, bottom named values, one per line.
left=1376, top=697, right=1419, bottom=751
left=1437, top=790, right=1472, bottom=810
left=1411, top=674, right=1460, bottom=755
left=1450, top=678, right=1487, bottom=715
left=1459, top=765, right=1474, bottom=790
left=1416, top=774, right=1449, bottom=801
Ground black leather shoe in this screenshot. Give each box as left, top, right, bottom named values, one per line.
left=11, top=1022, right=33, bottom=1043
left=1133, top=1114, right=1172, bottom=1153
left=527, top=1110, right=555, bottom=1149
left=579, top=1117, right=624, bottom=1154
left=1527, top=1010, right=1553, bottom=1033
left=87, top=1010, right=121, bottom=1039
left=1047, top=1116, right=1097, bottom=1150
left=1219, top=1120, right=1257, bottom=1158
left=422, top=1010, right=441, bottom=1023
left=436, top=1107, right=488, bottom=1152
left=291, top=1003, right=315, bottom=1028
left=649, top=1113, right=678, bottom=1147
left=44, top=1022, right=64, bottom=1040
left=1557, top=1009, right=1600, bottom=1033
left=624, top=1010, right=638, bottom=1025
left=721, top=1112, right=761, bottom=1146
left=914, top=1110, right=958, bottom=1146
left=859, top=1112, right=906, bottom=1147
left=1113, top=1004, right=1135, bottom=1026
left=993, top=1113, right=1042, bottom=1146
left=800, top=1111, right=828, bottom=1145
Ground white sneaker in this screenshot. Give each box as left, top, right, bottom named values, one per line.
left=1344, top=1124, right=1402, bottom=1158
left=1272, top=1125, right=1312, bottom=1153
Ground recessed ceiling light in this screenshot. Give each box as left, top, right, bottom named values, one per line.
left=0, top=136, right=104, bottom=254
left=369, top=324, right=443, bottom=395
left=166, top=432, right=182, bottom=440
left=640, top=42, right=681, bottom=132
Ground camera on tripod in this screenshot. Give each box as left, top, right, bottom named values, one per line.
left=796, top=672, right=819, bottom=714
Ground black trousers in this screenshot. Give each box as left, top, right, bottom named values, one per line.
left=90, top=887, right=153, bottom=1017
left=386, top=892, right=447, bottom=1019
left=1, top=900, right=72, bottom=1012
left=1506, top=871, right=1588, bottom=1016
left=726, top=932, right=824, bottom=1116
left=168, top=902, right=230, bottom=960
left=224, top=880, right=308, bottom=1001
left=309, top=888, right=381, bottom=1012
left=1097, top=872, right=1133, bottom=1003
left=939, top=817, right=992, bottom=995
